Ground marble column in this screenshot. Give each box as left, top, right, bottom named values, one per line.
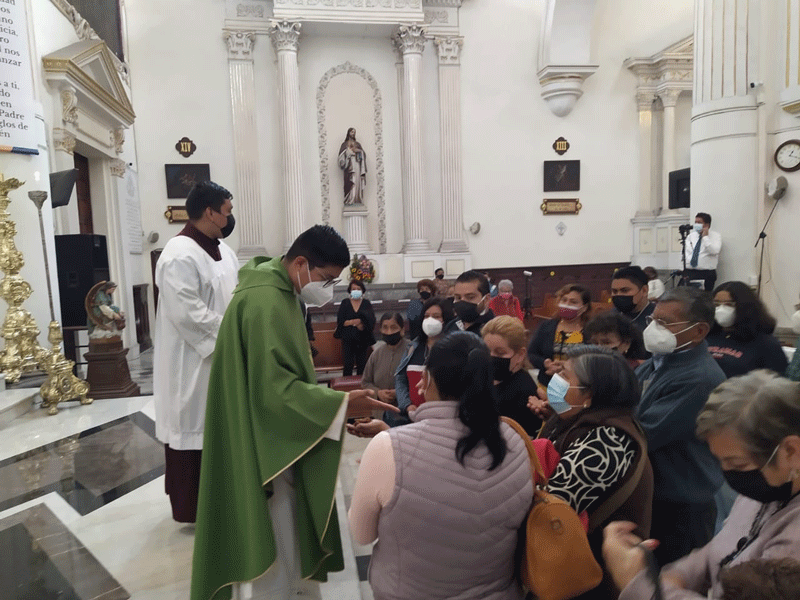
left=269, top=21, right=306, bottom=250
left=393, top=38, right=408, bottom=236
left=692, top=0, right=759, bottom=284
left=635, top=92, right=656, bottom=216
left=434, top=36, right=468, bottom=253
left=659, top=88, right=681, bottom=214
left=395, top=25, right=431, bottom=254
left=224, top=30, right=267, bottom=260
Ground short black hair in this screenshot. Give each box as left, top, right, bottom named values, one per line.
left=583, top=312, right=645, bottom=360
left=348, top=279, right=366, bottom=293
left=423, top=297, right=455, bottom=324
left=379, top=312, right=404, bottom=328
left=659, top=287, right=715, bottom=325
left=435, top=268, right=444, bottom=275
left=612, top=266, right=649, bottom=289
left=643, top=266, right=658, bottom=280
left=711, top=281, right=777, bottom=341
left=455, top=270, right=490, bottom=296
left=185, top=181, right=231, bottom=220
left=696, top=212, right=712, bottom=226
left=285, top=225, right=350, bottom=269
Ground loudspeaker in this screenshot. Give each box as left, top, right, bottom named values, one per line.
left=668, top=168, right=691, bottom=209
left=55, top=234, right=110, bottom=327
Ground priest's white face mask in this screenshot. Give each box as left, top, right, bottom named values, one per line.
left=298, top=263, right=335, bottom=307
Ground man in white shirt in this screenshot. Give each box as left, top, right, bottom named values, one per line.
left=153, top=181, right=240, bottom=523
left=683, top=212, right=722, bottom=291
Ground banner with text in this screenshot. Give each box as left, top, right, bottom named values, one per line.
left=0, top=0, right=38, bottom=154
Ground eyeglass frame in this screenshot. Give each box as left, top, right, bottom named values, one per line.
left=645, top=315, right=696, bottom=329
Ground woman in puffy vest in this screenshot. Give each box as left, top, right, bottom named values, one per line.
left=348, top=331, right=533, bottom=600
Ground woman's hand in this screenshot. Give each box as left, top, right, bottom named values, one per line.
left=602, top=522, right=659, bottom=592
left=346, top=418, right=389, bottom=438
left=377, top=389, right=397, bottom=404
left=527, top=388, right=553, bottom=419
left=543, top=359, right=563, bottom=376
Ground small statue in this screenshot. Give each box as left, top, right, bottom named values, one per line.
left=86, top=281, right=126, bottom=340
left=338, top=127, right=367, bottom=206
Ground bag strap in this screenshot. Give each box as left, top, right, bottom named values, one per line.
left=501, top=416, right=547, bottom=490
left=586, top=419, right=648, bottom=533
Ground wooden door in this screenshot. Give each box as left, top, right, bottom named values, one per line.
left=73, top=152, right=93, bottom=234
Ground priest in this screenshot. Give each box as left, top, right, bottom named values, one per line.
left=190, top=225, right=398, bottom=600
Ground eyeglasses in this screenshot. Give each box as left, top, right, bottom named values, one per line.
left=324, top=278, right=341, bottom=288
left=645, top=316, right=693, bottom=328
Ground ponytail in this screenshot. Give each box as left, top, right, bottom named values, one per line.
left=426, top=332, right=507, bottom=470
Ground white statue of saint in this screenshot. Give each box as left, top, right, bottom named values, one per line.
left=338, top=127, right=367, bottom=206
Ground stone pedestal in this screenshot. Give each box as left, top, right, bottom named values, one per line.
left=0, top=389, right=37, bottom=429
left=84, top=338, right=140, bottom=399
left=342, top=204, right=372, bottom=254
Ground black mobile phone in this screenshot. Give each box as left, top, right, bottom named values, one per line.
left=640, top=544, right=665, bottom=600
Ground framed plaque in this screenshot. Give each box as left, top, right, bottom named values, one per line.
left=165, top=163, right=210, bottom=199
left=164, top=205, right=189, bottom=223
left=543, top=160, right=580, bottom=192
left=540, top=199, right=582, bottom=215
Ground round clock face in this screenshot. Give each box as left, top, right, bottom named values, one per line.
left=775, top=140, right=800, bottom=172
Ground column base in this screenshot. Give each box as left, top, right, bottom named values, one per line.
left=238, top=246, right=269, bottom=264
left=402, top=239, right=433, bottom=254
left=343, top=205, right=373, bottom=254
left=438, top=238, right=468, bottom=253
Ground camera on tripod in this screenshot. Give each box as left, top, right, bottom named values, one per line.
left=678, top=223, right=694, bottom=235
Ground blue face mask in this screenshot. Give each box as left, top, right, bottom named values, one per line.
left=350, top=289, right=363, bottom=300
left=546, top=372, right=586, bottom=415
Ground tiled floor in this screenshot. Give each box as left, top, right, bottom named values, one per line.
left=0, top=349, right=374, bottom=600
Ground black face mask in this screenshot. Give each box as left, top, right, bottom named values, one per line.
left=382, top=332, right=403, bottom=346
left=491, top=356, right=512, bottom=381
left=220, top=214, right=235, bottom=238
left=420, top=291, right=432, bottom=300
left=611, top=294, right=636, bottom=314
left=723, top=468, right=793, bottom=504
left=453, top=300, right=482, bottom=323
left=436, top=273, right=444, bottom=280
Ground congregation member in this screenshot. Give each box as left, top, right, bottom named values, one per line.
left=527, top=284, right=591, bottom=386
left=153, top=181, right=239, bottom=524
left=535, top=346, right=653, bottom=600
left=603, top=370, right=800, bottom=600
left=637, top=287, right=725, bottom=566
left=684, top=212, right=722, bottom=291
left=406, top=278, right=435, bottom=340
left=583, top=311, right=646, bottom=369
left=488, top=279, right=525, bottom=321
left=190, top=225, right=397, bottom=600
left=348, top=332, right=532, bottom=600
left=643, top=266, right=665, bottom=301
left=611, top=266, right=655, bottom=331
left=482, top=316, right=541, bottom=436
left=443, top=270, right=495, bottom=335
left=707, top=281, right=788, bottom=378
left=433, top=267, right=450, bottom=296
left=788, top=295, right=800, bottom=382
left=361, top=313, right=410, bottom=407
left=334, top=279, right=376, bottom=376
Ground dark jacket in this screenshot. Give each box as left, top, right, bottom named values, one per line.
left=496, top=370, right=541, bottom=437
left=334, top=298, right=376, bottom=346
left=527, top=318, right=582, bottom=386
left=442, top=309, right=495, bottom=336
left=635, top=341, right=725, bottom=504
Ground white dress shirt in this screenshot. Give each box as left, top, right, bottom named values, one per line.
left=684, top=229, right=722, bottom=270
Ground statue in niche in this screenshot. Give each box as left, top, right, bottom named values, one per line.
left=338, top=127, right=367, bottom=206
left=86, top=281, right=126, bottom=340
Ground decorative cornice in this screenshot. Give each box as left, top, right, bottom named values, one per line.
left=424, top=9, right=448, bottom=23
left=52, top=128, right=77, bottom=154
left=60, top=87, right=78, bottom=124
left=317, top=62, right=386, bottom=254
left=394, top=24, right=428, bottom=55
left=434, top=36, right=462, bottom=65
left=224, top=29, right=256, bottom=59
left=268, top=20, right=301, bottom=53
left=636, top=91, right=656, bottom=111
left=109, top=159, right=126, bottom=178
left=423, top=0, right=461, bottom=5
left=236, top=3, right=265, bottom=18
left=48, top=0, right=130, bottom=85
left=111, top=126, right=125, bottom=154
left=624, top=35, right=693, bottom=97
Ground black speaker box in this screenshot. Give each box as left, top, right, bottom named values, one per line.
left=668, top=168, right=691, bottom=209
left=55, top=234, right=110, bottom=327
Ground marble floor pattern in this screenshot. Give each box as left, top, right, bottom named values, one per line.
left=0, top=349, right=375, bottom=600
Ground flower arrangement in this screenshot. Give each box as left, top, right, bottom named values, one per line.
left=349, top=254, right=375, bottom=283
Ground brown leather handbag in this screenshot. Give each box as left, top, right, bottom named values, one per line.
left=502, top=417, right=604, bottom=600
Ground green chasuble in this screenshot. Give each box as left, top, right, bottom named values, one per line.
left=190, top=256, right=346, bottom=600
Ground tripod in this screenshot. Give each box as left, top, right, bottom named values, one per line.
left=522, top=272, right=532, bottom=319
left=755, top=196, right=780, bottom=297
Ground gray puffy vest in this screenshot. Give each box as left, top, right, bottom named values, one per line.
left=369, top=401, right=533, bottom=600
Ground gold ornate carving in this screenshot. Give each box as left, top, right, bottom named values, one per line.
left=61, top=87, right=78, bottom=123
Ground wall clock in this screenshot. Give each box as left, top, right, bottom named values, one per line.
left=774, top=139, right=800, bottom=172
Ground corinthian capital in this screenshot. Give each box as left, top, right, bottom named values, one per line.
left=224, top=29, right=256, bottom=59
left=394, top=24, right=428, bottom=56
left=269, top=21, right=301, bottom=53
left=434, top=36, right=463, bottom=65
left=658, top=88, right=682, bottom=108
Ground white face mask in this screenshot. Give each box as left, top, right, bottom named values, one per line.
left=642, top=320, right=695, bottom=355
left=715, top=305, right=736, bottom=328
left=298, top=263, right=334, bottom=307
left=693, top=223, right=704, bottom=232
left=792, top=310, right=800, bottom=334
left=422, top=317, right=443, bottom=337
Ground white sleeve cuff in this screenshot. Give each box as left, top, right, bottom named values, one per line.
left=324, top=394, right=348, bottom=441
